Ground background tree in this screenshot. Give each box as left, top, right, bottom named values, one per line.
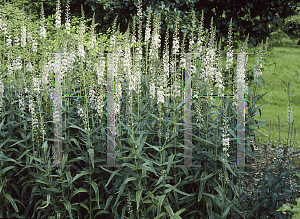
left=3, top=0, right=300, bottom=59
left=2, top=0, right=299, bottom=95
left=282, top=3, right=300, bottom=40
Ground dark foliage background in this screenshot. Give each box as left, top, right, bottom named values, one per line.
left=1, top=0, right=299, bottom=59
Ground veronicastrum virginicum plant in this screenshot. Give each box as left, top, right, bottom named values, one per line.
left=0, top=0, right=299, bottom=218
left=0, top=0, right=195, bottom=217
left=0, top=1, right=270, bottom=219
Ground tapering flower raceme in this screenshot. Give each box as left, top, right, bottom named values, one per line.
left=77, top=104, right=90, bottom=133
left=157, top=87, right=165, bottom=104
left=215, top=68, right=225, bottom=96
left=27, top=28, right=33, bottom=44
left=64, top=0, right=71, bottom=36
left=141, top=6, right=152, bottom=98
left=55, top=0, right=61, bottom=30
left=87, top=27, right=96, bottom=53
left=6, top=61, right=13, bottom=78
left=254, top=42, right=264, bottom=78
left=77, top=106, right=84, bottom=119
left=27, top=86, right=39, bottom=135
left=134, top=47, right=142, bottom=90
left=114, top=51, right=124, bottom=116
left=33, top=76, right=46, bottom=136
left=203, top=48, right=217, bottom=94
left=122, top=33, right=133, bottom=95
left=226, top=18, right=234, bottom=72
left=222, top=138, right=230, bottom=158
left=287, top=100, right=293, bottom=125
left=25, top=24, right=38, bottom=54
left=32, top=38, right=38, bottom=53
left=33, top=77, right=41, bottom=95
left=144, top=16, right=151, bottom=44
left=14, top=33, right=20, bottom=48
left=179, top=57, right=186, bottom=70
left=6, top=35, right=12, bottom=50
left=230, top=52, right=243, bottom=111
left=21, top=24, right=26, bottom=48
left=286, top=83, right=294, bottom=164
left=86, top=31, right=98, bottom=95
left=170, top=12, right=180, bottom=101
left=147, top=12, right=159, bottom=100
left=78, top=43, right=85, bottom=61
left=188, top=11, right=196, bottom=54
left=88, top=84, right=98, bottom=119
left=149, top=81, right=155, bottom=100
left=40, top=58, right=55, bottom=99
left=87, top=61, right=103, bottom=117
left=126, top=188, right=133, bottom=216
left=195, top=9, right=205, bottom=55
left=134, top=0, right=143, bottom=98
left=221, top=113, right=231, bottom=187
left=12, top=56, right=23, bottom=75
left=0, top=16, right=8, bottom=36
left=162, top=27, right=170, bottom=100
left=78, top=6, right=86, bottom=61
left=190, top=9, right=206, bottom=119
left=275, top=116, right=284, bottom=164
left=220, top=57, right=230, bottom=159
left=40, top=9, right=47, bottom=41
left=238, top=35, right=250, bottom=98
left=26, top=61, right=33, bottom=73
left=93, top=82, right=105, bottom=116
left=214, top=43, right=225, bottom=97
left=105, top=22, right=125, bottom=116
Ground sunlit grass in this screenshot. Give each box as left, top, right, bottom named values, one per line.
left=251, top=37, right=300, bottom=150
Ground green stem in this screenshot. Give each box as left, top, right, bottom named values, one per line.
left=215, top=104, right=218, bottom=172
left=90, top=165, right=92, bottom=219
left=159, top=103, right=162, bottom=156
left=138, top=72, right=140, bottom=138
left=205, top=96, right=208, bottom=172
left=130, top=93, right=133, bottom=141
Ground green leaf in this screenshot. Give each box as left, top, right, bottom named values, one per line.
left=205, top=192, right=222, bottom=207
left=3, top=193, right=18, bottom=213
left=164, top=183, right=194, bottom=197
left=64, top=200, right=74, bottom=218
left=60, top=153, right=69, bottom=170
left=0, top=166, right=17, bottom=175
left=35, top=179, right=51, bottom=186
left=213, top=185, right=225, bottom=207
left=200, top=172, right=215, bottom=181
left=156, top=194, right=166, bottom=217
left=88, top=148, right=94, bottom=168
left=136, top=188, right=143, bottom=210
left=37, top=193, right=50, bottom=210
left=71, top=188, right=89, bottom=199
left=198, top=171, right=207, bottom=202
left=72, top=170, right=89, bottom=183
left=113, top=177, right=137, bottom=207
left=103, top=195, right=113, bottom=212
left=174, top=208, right=186, bottom=218
left=164, top=205, right=177, bottom=218
left=79, top=202, right=89, bottom=212
left=104, top=168, right=122, bottom=188
left=206, top=197, right=213, bottom=219
left=41, top=140, right=49, bottom=157
left=90, top=181, right=100, bottom=209
left=221, top=200, right=234, bottom=219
